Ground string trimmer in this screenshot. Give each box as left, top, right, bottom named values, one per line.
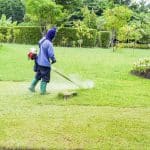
left=52, top=67, right=81, bottom=88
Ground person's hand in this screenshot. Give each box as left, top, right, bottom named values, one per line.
left=51, top=59, right=56, bottom=64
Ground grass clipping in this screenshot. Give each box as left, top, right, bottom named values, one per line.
left=52, top=67, right=94, bottom=90
left=65, top=74, right=94, bottom=89
left=56, top=74, right=94, bottom=99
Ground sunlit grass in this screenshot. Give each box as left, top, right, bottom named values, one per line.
left=0, top=44, right=150, bottom=149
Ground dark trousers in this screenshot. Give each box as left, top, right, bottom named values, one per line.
left=35, top=65, right=51, bottom=83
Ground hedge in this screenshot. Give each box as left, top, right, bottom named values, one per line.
left=118, top=43, right=150, bottom=49
left=99, top=31, right=111, bottom=48
left=54, top=27, right=98, bottom=47
left=14, top=26, right=42, bottom=44
left=0, top=26, right=111, bottom=48
left=54, top=27, right=78, bottom=47
left=82, top=29, right=97, bottom=47
left=0, top=26, right=42, bottom=44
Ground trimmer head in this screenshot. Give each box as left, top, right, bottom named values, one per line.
left=58, top=91, right=78, bottom=100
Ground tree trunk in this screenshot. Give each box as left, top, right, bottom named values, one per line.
left=111, top=29, right=116, bottom=52
left=39, top=18, right=47, bottom=37
left=133, top=41, right=136, bottom=56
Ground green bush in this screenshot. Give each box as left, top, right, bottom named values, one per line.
left=118, top=43, right=150, bottom=49
left=82, top=29, right=97, bottom=47
left=0, top=26, right=42, bottom=44
left=14, top=26, right=42, bottom=44
left=54, top=27, right=97, bottom=47
left=131, top=58, right=150, bottom=79
left=54, top=27, right=78, bottom=47
left=99, top=31, right=111, bottom=48
left=0, top=27, right=16, bottom=43
left=0, top=27, right=7, bottom=42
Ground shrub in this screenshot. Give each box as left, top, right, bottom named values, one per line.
left=131, top=58, right=150, bottom=79
left=118, top=43, right=150, bottom=49
left=0, top=27, right=17, bottom=43
left=54, top=27, right=78, bottom=47
left=0, top=14, right=18, bottom=43
left=54, top=27, right=97, bottom=47
left=82, top=29, right=97, bottom=47
left=73, top=21, right=98, bottom=47
left=0, top=27, right=7, bottom=42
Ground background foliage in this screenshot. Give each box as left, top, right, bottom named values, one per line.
left=0, top=0, right=25, bottom=23
left=0, top=0, right=149, bottom=48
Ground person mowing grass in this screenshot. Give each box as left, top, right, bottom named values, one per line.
left=29, top=27, right=57, bottom=94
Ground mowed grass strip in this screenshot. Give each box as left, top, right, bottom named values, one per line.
left=0, top=105, right=149, bottom=149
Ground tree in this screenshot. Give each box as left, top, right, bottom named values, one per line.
left=54, top=0, right=83, bottom=27
left=133, top=12, right=150, bottom=27
left=73, top=20, right=93, bottom=47
left=0, top=0, right=25, bottom=23
left=131, top=12, right=150, bottom=44
left=82, top=6, right=97, bottom=29
left=83, top=0, right=114, bottom=16
left=118, top=25, right=142, bottom=43
left=54, top=0, right=83, bottom=12
left=118, top=24, right=142, bottom=54
left=27, top=0, right=62, bottom=35
left=111, top=0, right=132, bottom=6
left=97, top=16, right=107, bottom=31
left=141, top=24, right=150, bottom=44
left=103, top=6, right=133, bottom=51
left=136, top=0, right=150, bottom=13
left=130, top=0, right=150, bottom=14
left=61, top=9, right=83, bottom=27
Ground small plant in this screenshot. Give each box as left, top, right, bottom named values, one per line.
left=61, top=37, right=68, bottom=47
left=0, top=14, right=17, bottom=43
left=73, top=21, right=95, bottom=47
left=72, top=41, right=76, bottom=47
left=131, top=58, right=150, bottom=78
left=77, top=39, right=83, bottom=47
left=0, top=33, right=4, bottom=44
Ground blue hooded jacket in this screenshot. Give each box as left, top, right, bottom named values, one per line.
left=37, top=27, right=56, bottom=67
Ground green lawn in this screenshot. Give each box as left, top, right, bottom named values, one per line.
left=0, top=44, right=150, bottom=149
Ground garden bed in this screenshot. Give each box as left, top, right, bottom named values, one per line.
left=131, top=69, right=150, bottom=79
left=131, top=58, right=150, bottom=79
